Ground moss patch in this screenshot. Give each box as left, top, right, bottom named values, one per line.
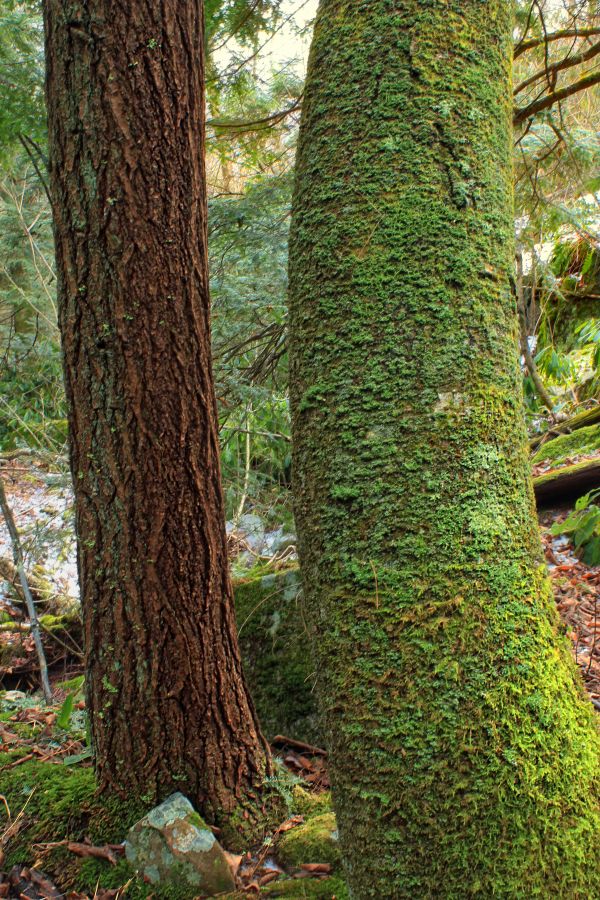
left=0, top=750, right=338, bottom=899
left=0, top=751, right=156, bottom=897
left=260, top=876, right=349, bottom=898
left=278, top=813, right=339, bottom=870
left=234, top=566, right=321, bottom=743
left=289, top=787, right=332, bottom=819
left=532, top=423, right=600, bottom=465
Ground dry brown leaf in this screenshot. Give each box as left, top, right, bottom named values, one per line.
left=258, top=871, right=281, bottom=886
left=223, top=850, right=243, bottom=877
left=67, top=842, right=123, bottom=865
left=300, top=863, right=332, bottom=874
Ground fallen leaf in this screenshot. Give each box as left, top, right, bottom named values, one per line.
left=223, top=850, right=242, bottom=877
left=300, top=863, right=332, bottom=874
left=258, top=871, right=281, bottom=886
left=66, top=842, right=124, bottom=865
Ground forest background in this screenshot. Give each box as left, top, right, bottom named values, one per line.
left=1, top=0, right=600, bottom=528
left=0, top=0, right=600, bottom=896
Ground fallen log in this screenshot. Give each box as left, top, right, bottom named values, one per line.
left=532, top=423, right=600, bottom=466
left=534, top=458, right=600, bottom=508
left=530, top=405, right=600, bottom=452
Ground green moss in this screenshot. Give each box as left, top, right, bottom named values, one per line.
left=0, top=751, right=314, bottom=899
left=261, top=876, right=349, bottom=898
left=234, top=566, right=321, bottom=743
left=290, top=787, right=332, bottom=819
left=0, top=751, right=151, bottom=896
left=533, top=457, right=600, bottom=491
left=38, top=611, right=81, bottom=633
left=288, top=0, right=600, bottom=896
left=278, top=814, right=339, bottom=870
left=222, top=876, right=350, bottom=899
left=532, top=422, right=600, bottom=465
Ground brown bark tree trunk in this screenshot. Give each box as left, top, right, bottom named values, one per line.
left=43, top=0, right=272, bottom=824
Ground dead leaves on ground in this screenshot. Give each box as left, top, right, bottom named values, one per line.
left=541, top=512, right=600, bottom=704
left=0, top=864, right=123, bottom=899
left=272, top=735, right=330, bottom=790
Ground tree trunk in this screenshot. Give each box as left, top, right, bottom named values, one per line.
left=43, top=0, right=271, bottom=823
left=289, top=2, right=600, bottom=896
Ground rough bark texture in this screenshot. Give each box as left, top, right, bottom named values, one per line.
left=288, top=1, right=600, bottom=896
left=44, top=0, right=271, bottom=822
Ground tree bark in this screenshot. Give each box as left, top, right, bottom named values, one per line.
left=289, top=1, right=600, bottom=896
left=43, top=0, right=271, bottom=822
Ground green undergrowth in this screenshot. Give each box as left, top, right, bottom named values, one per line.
left=532, top=422, right=600, bottom=465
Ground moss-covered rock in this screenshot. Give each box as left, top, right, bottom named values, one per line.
left=532, top=422, right=600, bottom=465
left=278, top=813, right=340, bottom=870
left=234, top=566, right=320, bottom=743
left=125, top=793, right=235, bottom=894
left=289, top=787, right=333, bottom=819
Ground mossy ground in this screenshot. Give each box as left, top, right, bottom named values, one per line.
left=0, top=749, right=153, bottom=897
left=0, top=747, right=344, bottom=899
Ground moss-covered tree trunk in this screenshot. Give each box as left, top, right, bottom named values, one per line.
left=288, top=2, right=600, bottom=896
left=44, top=0, right=272, bottom=823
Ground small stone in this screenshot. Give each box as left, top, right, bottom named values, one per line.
left=2, top=690, right=27, bottom=702
left=125, top=793, right=235, bottom=895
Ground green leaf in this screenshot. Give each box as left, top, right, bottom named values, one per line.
left=62, top=747, right=93, bottom=766
left=582, top=534, right=600, bottom=567
left=573, top=509, right=600, bottom=549
left=56, top=691, right=74, bottom=730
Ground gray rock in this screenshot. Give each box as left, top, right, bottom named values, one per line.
left=237, top=513, right=266, bottom=550
left=125, top=793, right=235, bottom=895
left=2, top=690, right=27, bottom=702
left=273, top=533, right=297, bottom=555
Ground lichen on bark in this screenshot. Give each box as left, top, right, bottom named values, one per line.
left=288, top=1, right=600, bottom=896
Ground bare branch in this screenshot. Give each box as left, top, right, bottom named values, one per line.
left=514, top=38, right=600, bottom=95
left=0, top=473, right=52, bottom=703
left=513, top=68, right=600, bottom=125
left=514, top=27, right=600, bottom=59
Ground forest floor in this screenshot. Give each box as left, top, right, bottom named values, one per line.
left=0, top=458, right=599, bottom=898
